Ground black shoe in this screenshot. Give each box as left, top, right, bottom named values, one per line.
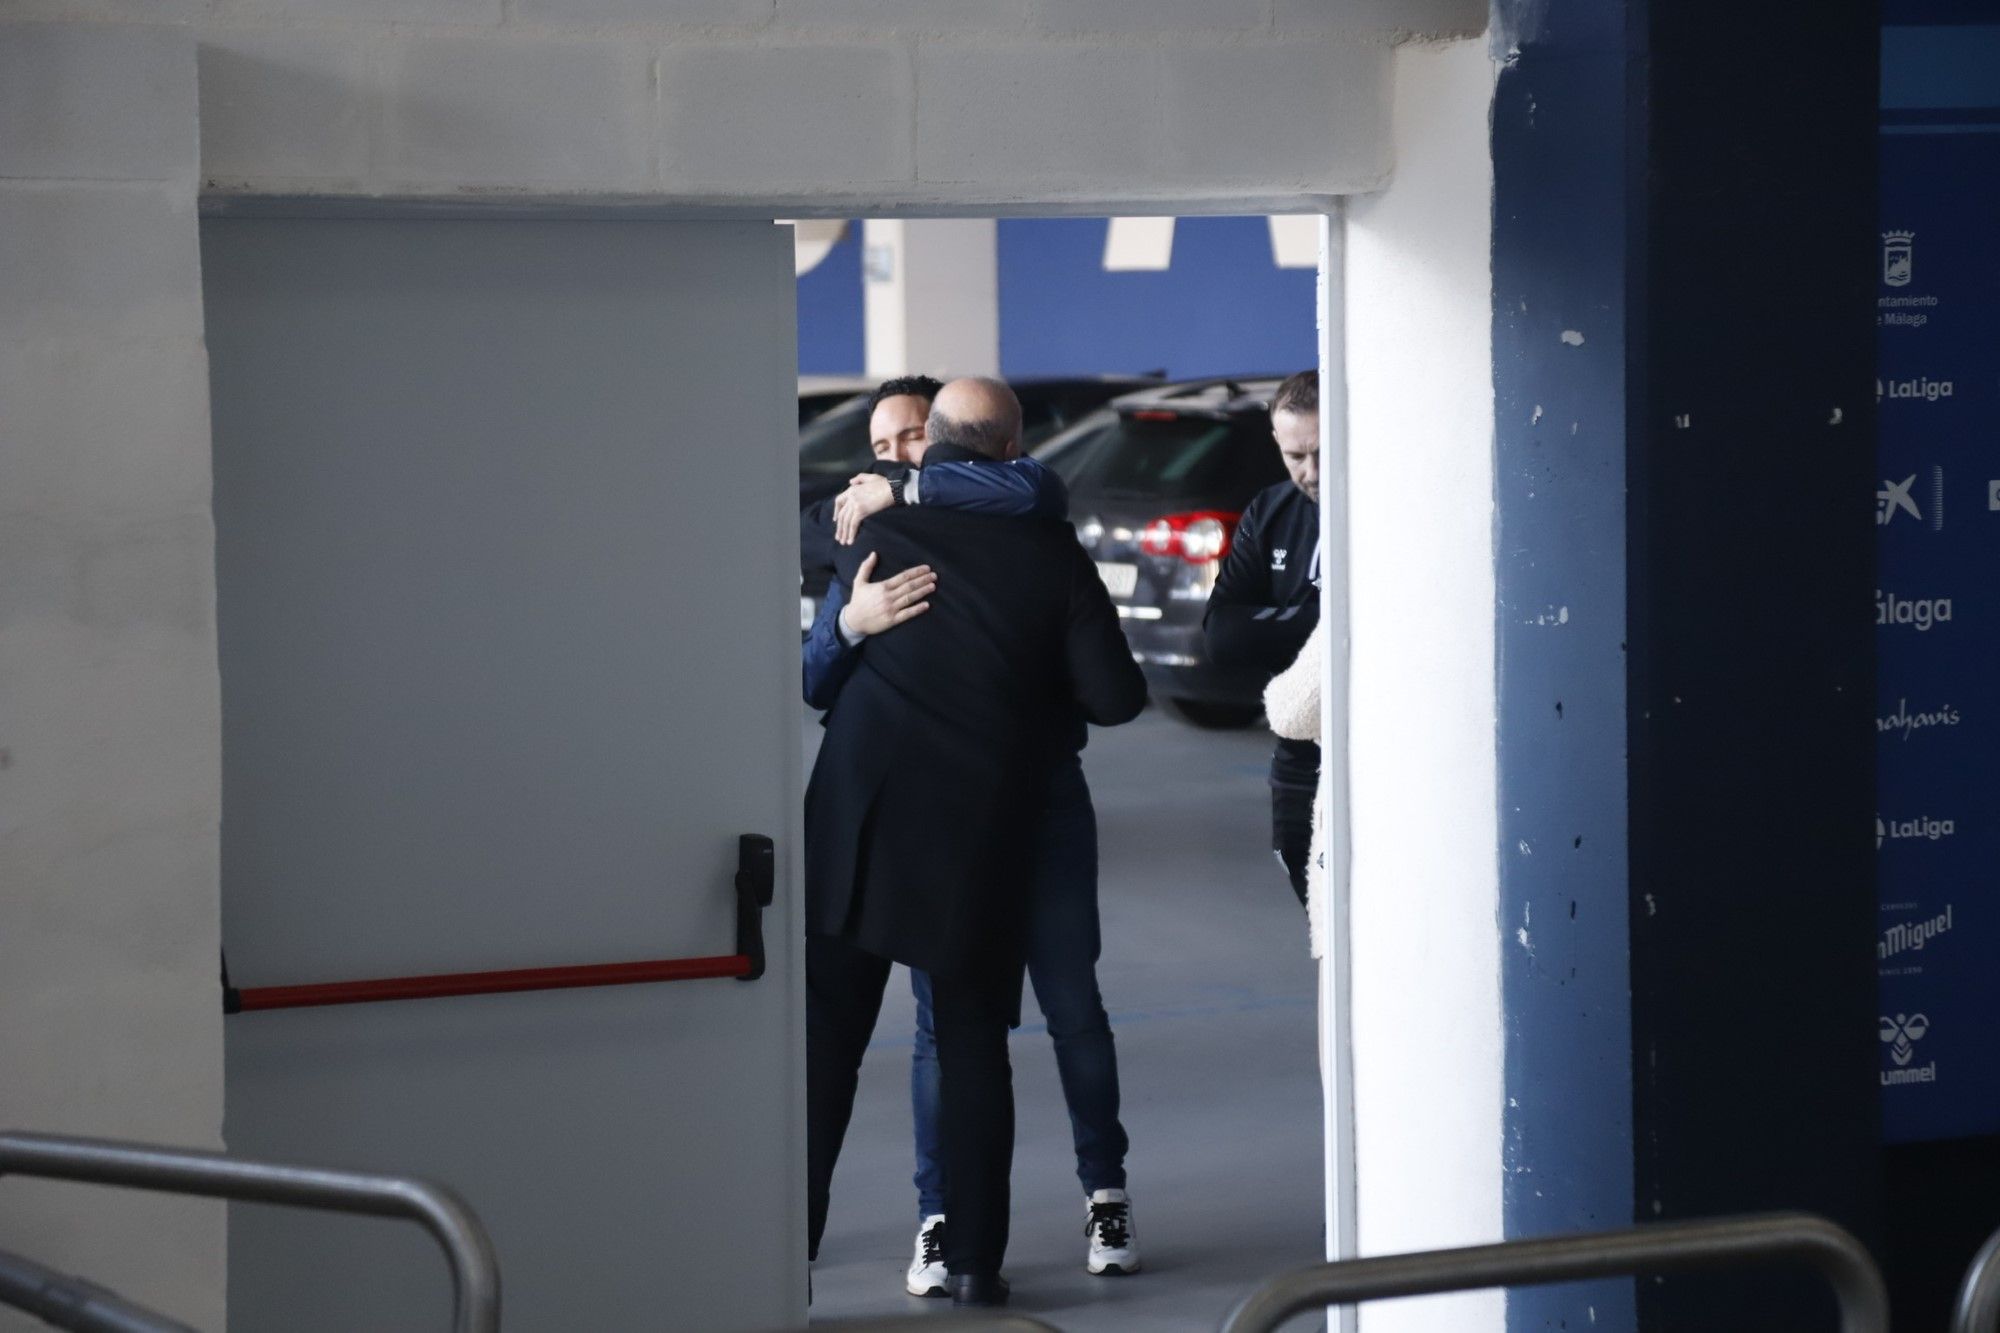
left=947, top=1272, right=1010, bottom=1307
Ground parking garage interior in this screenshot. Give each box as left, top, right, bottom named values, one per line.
left=790, top=218, right=1327, bottom=1331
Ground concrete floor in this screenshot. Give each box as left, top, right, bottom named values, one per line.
left=805, top=706, right=1327, bottom=1332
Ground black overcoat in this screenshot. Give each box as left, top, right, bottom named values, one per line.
left=803, top=478, right=1145, bottom=977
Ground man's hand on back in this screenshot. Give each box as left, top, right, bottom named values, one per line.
left=834, top=473, right=897, bottom=546
left=838, top=552, right=937, bottom=639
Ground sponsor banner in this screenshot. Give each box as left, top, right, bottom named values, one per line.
left=1876, top=103, right=2000, bottom=1143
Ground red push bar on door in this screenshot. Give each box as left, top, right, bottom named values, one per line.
left=223, top=835, right=774, bottom=1014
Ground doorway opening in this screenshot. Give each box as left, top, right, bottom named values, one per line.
left=792, top=213, right=1346, bottom=1333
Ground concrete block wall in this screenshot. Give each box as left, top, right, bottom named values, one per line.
left=73, top=0, right=1488, bottom=214
left=0, top=20, right=226, bottom=1333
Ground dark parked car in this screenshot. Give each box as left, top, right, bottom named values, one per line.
left=797, top=376, right=875, bottom=428
left=1035, top=378, right=1292, bottom=728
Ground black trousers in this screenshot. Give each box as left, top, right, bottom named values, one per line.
left=806, top=933, right=1019, bottom=1275
left=1271, top=781, right=1314, bottom=910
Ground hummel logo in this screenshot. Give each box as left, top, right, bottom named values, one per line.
left=1881, top=1013, right=1929, bottom=1067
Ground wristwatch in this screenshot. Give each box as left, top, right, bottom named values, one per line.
left=887, top=475, right=907, bottom=506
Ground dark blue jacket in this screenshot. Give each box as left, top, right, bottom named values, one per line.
left=802, top=455, right=1068, bottom=709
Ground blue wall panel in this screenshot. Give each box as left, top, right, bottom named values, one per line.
left=797, top=217, right=1315, bottom=382
left=1627, top=0, right=1882, bottom=1325
left=997, top=217, right=1316, bottom=380
left=796, top=224, right=864, bottom=376
left=1491, top=0, right=1637, bottom=1325
left=1877, top=6, right=2000, bottom=1326
left=1874, top=22, right=2000, bottom=1150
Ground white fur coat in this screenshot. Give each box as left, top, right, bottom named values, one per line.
left=1262, top=621, right=1327, bottom=959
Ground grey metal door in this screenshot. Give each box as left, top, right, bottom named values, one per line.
left=203, top=216, right=804, bottom=1331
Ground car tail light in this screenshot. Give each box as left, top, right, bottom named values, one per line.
left=1139, top=510, right=1239, bottom=564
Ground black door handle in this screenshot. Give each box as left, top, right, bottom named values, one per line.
left=734, top=834, right=775, bottom=981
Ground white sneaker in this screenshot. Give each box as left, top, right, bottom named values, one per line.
left=906, top=1214, right=949, bottom=1297
left=1085, top=1188, right=1140, bottom=1275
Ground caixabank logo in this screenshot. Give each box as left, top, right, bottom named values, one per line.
left=1877, top=467, right=1945, bottom=531
left=1880, top=1012, right=1937, bottom=1087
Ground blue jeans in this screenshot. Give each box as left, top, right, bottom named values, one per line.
left=910, top=756, right=1128, bottom=1218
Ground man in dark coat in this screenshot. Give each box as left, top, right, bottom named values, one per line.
left=803, top=377, right=1146, bottom=1306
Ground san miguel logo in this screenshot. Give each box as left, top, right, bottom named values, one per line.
left=1883, top=231, right=1915, bottom=287
left=1880, top=1012, right=1937, bottom=1086
left=1880, top=906, right=1954, bottom=961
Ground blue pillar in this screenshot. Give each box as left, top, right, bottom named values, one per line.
left=1494, top=0, right=1882, bottom=1327
left=1492, top=1, right=1637, bottom=1328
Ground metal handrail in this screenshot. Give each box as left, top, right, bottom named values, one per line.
left=1219, top=1212, right=1887, bottom=1333
left=0, top=1133, right=500, bottom=1333
left=1954, top=1224, right=2000, bottom=1332
left=0, top=1249, right=196, bottom=1333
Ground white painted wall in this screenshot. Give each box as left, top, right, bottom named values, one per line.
left=1341, top=36, right=1502, bottom=1333
left=0, top=21, right=226, bottom=1332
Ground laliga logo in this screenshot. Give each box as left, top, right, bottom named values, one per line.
left=1882, top=231, right=1915, bottom=288
left=1877, top=813, right=1956, bottom=848
left=1877, top=376, right=1955, bottom=403
left=1880, top=1013, right=1928, bottom=1067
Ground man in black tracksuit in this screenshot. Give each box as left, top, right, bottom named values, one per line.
left=1203, top=370, right=1322, bottom=909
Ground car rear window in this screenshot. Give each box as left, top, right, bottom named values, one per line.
left=798, top=398, right=873, bottom=476
left=1043, top=413, right=1279, bottom=500
left=799, top=391, right=860, bottom=428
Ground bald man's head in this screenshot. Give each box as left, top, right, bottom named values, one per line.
left=926, top=377, right=1023, bottom=461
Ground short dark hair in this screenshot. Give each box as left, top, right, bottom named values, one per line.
left=870, top=375, right=945, bottom=414
left=1272, top=370, right=1318, bottom=418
